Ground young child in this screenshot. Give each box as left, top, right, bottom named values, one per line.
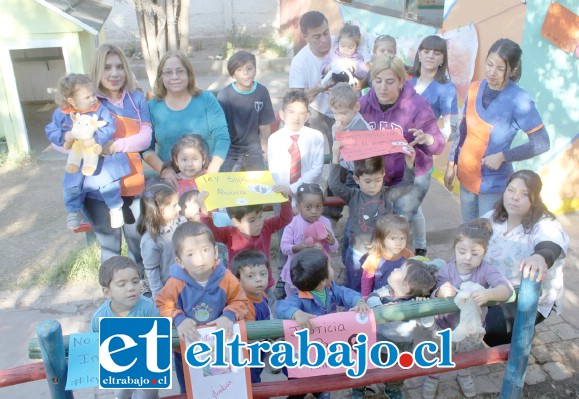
left=361, top=214, right=414, bottom=298
left=267, top=91, right=324, bottom=195
left=362, top=35, right=397, bottom=94
left=364, top=258, right=437, bottom=399
left=156, top=222, right=249, bottom=394
left=137, top=179, right=186, bottom=299
left=218, top=50, right=276, bottom=172
left=424, top=218, right=513, bottom=399
left=91, top=256, right=159, bottom=399
left=321, top=23, right=369, bottom=86
left=230, top=249, right=271, bottom=383
left=279, top=183, right=338, bottom=297
left=276, top=248, right=370, bottom=399
left=198, top=185, right=293, bottom=290
left=45, top=73, right=129, bottom=230
left=166, top=134, right=208, bottom=196
left=329, top=140, right=416, bottom=292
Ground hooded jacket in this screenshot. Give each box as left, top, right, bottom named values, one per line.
left=358, top=82, right=445, bottom=185
left=156, top=262, right=248, bottom=328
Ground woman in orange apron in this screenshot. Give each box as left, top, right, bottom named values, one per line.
left=86, top=44, right=152, bottom=292
left=444, top=39, right=550, bottom=222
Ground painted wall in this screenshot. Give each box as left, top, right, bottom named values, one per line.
left=518, top=0, right=579, bottom=212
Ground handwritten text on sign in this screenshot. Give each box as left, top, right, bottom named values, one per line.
left=335, top=130, right=411, bottom=161
left=65, top=332, right=99, bottom=390
left=196, top=171, right=286, bottom=211
left=283, top=311, right=377, bottom=378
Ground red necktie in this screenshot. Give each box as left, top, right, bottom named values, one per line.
left=289, top=134, right=301, bottom=184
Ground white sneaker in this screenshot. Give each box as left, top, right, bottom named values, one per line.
left=422, top=375, right=439, bottom=399
left=67, top=212, right=82, bottom=230
left=109, top=207, right=124, bottom=229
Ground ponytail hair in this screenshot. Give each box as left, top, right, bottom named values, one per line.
left=137, top=179, right=177, bottom=241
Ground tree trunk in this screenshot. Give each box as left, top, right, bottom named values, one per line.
left=178, top=0, right=190, bottom=53
left=166, top=0, right=177, bottom=51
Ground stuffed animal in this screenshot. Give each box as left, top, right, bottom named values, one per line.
left=63, top=113, right=105, bottom=176
left=452, top=281, right=486, bottom=343
left=303, top=220, right=329, bottom=253
left=321, top=59, right=357, bottom=87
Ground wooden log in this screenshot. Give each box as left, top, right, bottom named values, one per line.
left=28, top=293, right=517, bottom=359
left=500, top=277, right=541, bottom=399
left=0, top=362, right=45, bottom=388
left=36, top=320, right=73, bottom=399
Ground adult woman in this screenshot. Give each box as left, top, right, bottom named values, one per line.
left=144, top=50, right=230, bottom=186
left=86, top=44, right=151, bottom=275
left=359, top=56, right=445, bottom=237
left=445, top=39, right=550, bottom=222
left=407, top=35, right=458, bottom=256
left=483, top=170, right=568, bottom=346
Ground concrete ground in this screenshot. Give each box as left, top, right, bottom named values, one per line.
left=1, top=57, right=577, bottom=399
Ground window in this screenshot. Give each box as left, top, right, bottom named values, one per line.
left=338, top=0, right=445, bottom=27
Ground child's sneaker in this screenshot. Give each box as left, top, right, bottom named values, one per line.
left=422, top=375, right=439, bottom=399
left=110, top=207, right=124, bottom=229
left=457, top=371, right=476, bottom=398
left=140, top=278, right=152, bottom=298
left=274, top=279, right=286, bottom=300
left=67, top=211, right=82, bottom=230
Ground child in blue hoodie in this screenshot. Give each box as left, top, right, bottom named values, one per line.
left=276, top=248, right=370, bottom=399
left=156, top=222, right=248, bottom=394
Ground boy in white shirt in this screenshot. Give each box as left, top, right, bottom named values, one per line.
left=267, top=91, right=325, bottom=196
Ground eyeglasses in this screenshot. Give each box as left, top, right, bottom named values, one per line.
left=161, top=69, right=187, bottom=78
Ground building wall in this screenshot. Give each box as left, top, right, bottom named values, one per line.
left=102, top=0, right=281, bottom=47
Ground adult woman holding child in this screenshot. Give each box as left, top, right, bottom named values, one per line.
left=86, top=44, right=151, bottom=275
left=444, top=38, right=550, bottom=222
left=483, top=170, right=568, bottom=347
left=143, top=50, right=230, bottom=187
left=358, top=55, right=446, bottom=248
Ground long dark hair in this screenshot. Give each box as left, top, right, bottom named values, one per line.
left=492, top=170, right=555, bottom=232
left=487, top=38, right=522, bottom=83
left=408, top=35, right=450, bottom=83
left=137, top=179, right=178, bottom=240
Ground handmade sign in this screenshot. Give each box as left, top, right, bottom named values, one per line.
left=541, top=2, right=579, bottom=55
left=181, top=323, right=252, bottom=399
left=335, top=130, right=412, bottom=161
left=283, top=311, right=377, bottom=378
left=195, top=171, right=286, bottom=211
left=65, top=333, right=99, bottom=390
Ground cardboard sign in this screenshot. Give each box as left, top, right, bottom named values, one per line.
left=335, top=130, right=412, bottom=161
left=182, top=323, right=252, bottom=399
left=283, top=311, right=377, bottom=378
left=541, top=2, right=579, bottom=55
left=195, top=171, right=287, bottom=211
left=65, top=333, right=99, bottom=390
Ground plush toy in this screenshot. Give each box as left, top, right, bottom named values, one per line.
left=452, top=281, right=486, bottom=343
left=63, top=113, right=105, bottom=176
left=303, top=220, right=329, bottom=253
left=321, top=59, right=357, bottom=87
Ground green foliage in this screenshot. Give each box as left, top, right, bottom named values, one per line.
left=222, top=32, right=288, bottom=59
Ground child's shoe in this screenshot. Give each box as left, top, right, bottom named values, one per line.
left=422, top=375, right=439, bottom=399
left=274, top=279, right=286, bottom=300
left=457, top=370, right=476, bottom=398
left=110, top=207, right=124, bottom=229
left=67, top=211, right=82, bottom=230
left=140, top=278, right=152, bottom=298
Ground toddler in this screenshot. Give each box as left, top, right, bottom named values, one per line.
left=137, top=179, right=186, bottom=299
left=424, top=218, right=513, bottom=399
left=218, top=50, right=276, bottom=172
left=321, top=23, right=368, bottom=86
left=166, top=134, right=208, bottom=196
left=276, top=248, right=370, bottom=399
left=231, top=249, right=271, bottom=383
left=363, top=259, right=437, bottom=399
left=329, top=140, right=416, bottom=292
left=45, top=73, right=129, bottom=230
left=156, top=222, right=248, bottom=393
left=91, top=256, right=159, bottom=399
left=362, top=35, right=397, bottom=94
left=279, top=183, right=338, bottom=297
left=361, top=214, right=414, bottom=298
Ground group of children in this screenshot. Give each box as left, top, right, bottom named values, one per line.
left=44, top=25, right=516, bottom=399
